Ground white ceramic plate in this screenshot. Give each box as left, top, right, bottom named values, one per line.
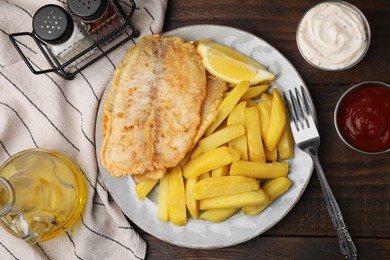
left=95, top=25, right=314, bottom=249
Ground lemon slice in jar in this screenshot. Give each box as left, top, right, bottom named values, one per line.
left=197, top=40, right=275, bottom=85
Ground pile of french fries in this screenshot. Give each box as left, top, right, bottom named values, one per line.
left=135, top=80, right=295, bottom=226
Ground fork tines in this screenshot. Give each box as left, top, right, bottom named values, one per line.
left=284, top=86, right=314, bottom=132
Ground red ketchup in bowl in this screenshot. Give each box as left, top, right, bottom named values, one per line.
left=335, top=81, right=390, bottom=153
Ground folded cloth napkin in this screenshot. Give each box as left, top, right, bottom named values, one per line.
left=0, top=0, right=168, bottom=259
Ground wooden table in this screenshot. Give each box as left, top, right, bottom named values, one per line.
left=134, top=1, right=390, bottom=259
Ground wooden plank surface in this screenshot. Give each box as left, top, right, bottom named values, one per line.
left=140, top=235, right=390, bottom=260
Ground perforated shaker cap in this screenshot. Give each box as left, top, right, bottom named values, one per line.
left=33, top=5, right=74, bottom=45
left=67, top=0, right=109, bottom=22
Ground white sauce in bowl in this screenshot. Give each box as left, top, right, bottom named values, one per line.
left=296, top=1, right=370, bottom=70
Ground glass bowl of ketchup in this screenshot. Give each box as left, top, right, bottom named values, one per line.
left=334, top=81, right=390, bottom=154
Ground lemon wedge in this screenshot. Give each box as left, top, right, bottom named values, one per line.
left=197, top=41, right=275, bottom=85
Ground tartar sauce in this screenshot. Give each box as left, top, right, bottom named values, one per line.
left=297, top=1, right=369, bottom=70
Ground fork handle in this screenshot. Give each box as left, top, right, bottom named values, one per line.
left=312, top=155, right=357, bottom=260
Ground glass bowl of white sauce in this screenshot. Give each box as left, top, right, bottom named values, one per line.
left=296, top=1, right=370, bottom=71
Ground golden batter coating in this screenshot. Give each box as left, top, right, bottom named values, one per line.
left=191, top=75, right=228, bottom=147
left=101, top=35, right=207, bottom=177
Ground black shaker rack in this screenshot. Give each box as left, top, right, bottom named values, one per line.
left=9, top=0, right=139, bottom=80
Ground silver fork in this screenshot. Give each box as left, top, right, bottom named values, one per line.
left=284, top=86, right=357, bottom=260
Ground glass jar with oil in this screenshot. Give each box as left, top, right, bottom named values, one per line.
left=0, top=149, right=86, bottom=244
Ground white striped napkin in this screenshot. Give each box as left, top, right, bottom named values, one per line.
left=0, top=0, right=168, bottom=259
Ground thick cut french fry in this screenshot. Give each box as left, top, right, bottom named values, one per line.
left=245, top=107, right=266, bottom=162
left=239, top=84, right=269, bottom=101
left=200, top=208, right=240, bottom=222
left=259, top=92, right=286, bottom=161
left=182, top=147, right=241, bottom=179
left=211, top=164, right=229, bottom=177
left=245, top=99, right=258, bottom=107
left=135, top=178, right=158, bottom=200
left=157, top=174, right=169, bottom=222
left=263, top=177, right=292, bottom=200
left=265, top=88, right=286, bottom=151
left=230, top=160, right=289, bottom=179
left=257, top=93, right=272, bottom=142
left=199, top=189, right=270, bottom=210
left=192, top=175, right=260, bottom=200
left=190, top=146, right=202, bottom=159
left=264, top=144, right=278, bottom=161
left=227, top=101, right=248, bottom=160
left=227, top=101, right=247, bottom=125
left=241, top=204, right=266, bottom=215
left=200, top=172, right=211, bottom=180
left=242, top=177, right=292, bottom=215
left=277, top=116, right=295, bottom=160
left=185, top=177, right=199, bottom=220
left=199, top=124, right=245, bottom=153
left=168, top=167, right=187, bottom=226
left=229, top=134, right=248, bottom=161
left=261, top=92, right=272, bottom=105
left=206, top=81, right=250, bottom=136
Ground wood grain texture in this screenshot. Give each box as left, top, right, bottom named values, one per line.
left=135, top=0, right=390, bottom=259
left=139, top=233, right=390, bottom=260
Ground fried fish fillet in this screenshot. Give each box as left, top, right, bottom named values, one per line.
left=101, top=35, right=207, bottom=177
left=133, top=168, right=167, bottom=183
left=133, top=75, right=227, bottom=183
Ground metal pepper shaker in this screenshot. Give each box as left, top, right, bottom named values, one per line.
left=67, top=0, right=125, bottom=42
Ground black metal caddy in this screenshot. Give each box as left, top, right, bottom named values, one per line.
left=9, top=0, right=139, bottom=80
